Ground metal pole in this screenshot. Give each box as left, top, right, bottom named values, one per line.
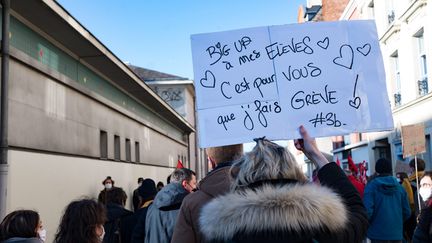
left=415, top=155, right=421, bottom=212
left=0, top=0, right=10, bottom=220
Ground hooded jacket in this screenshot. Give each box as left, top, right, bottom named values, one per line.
left=145, top=182, right=189, bottom=243
left=172, top=164, right=231, bottom=243
left=199, top=162, right=368, bottom=243
left=363, top=175, right=411, bottom=240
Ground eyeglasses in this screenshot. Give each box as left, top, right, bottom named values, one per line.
left=420, top=183, right=432, bottom=188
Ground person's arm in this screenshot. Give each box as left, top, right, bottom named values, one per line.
left=294, top=125, right=368, bottom=242
left=171, top=196, right=196, bottom=243
left=294, top=126, right=328, bottom=169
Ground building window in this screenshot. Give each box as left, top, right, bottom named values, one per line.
left=391, top=51, right=401, bottom=106
left=114, top=135, right=120, bottom=161
left=100, top=130, right=108, bottom=159
left=344, top=135, right=351, bottom=146
left=415, top=29, right=428, bottom=96
left=125, top=138, right=131, bottom=162
left=135, top=141, right=140, bottom=162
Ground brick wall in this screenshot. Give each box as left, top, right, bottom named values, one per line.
left=322, top=0, right=349, bottom=21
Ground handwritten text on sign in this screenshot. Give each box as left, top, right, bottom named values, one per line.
left=402, top=124, right=426, bottom=158
left=191, top=20, right=394, bottom=148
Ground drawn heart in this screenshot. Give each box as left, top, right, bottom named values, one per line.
left=317, top=37, right=329, bottom=49
left=349, top=97, right=361, bottom=109
left=333, top=44, right=354, bottom=69
left=200, top=70, right=216, bottom=88
left=357, top=43, right=371, bottom=56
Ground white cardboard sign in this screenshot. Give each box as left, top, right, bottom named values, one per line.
left=191, top=20, right=394, bottom=148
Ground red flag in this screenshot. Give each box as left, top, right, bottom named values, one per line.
left=336, top=157, right=341, bottom=167
left=176, top=159, right=184, bottom=169
left=348, top=156, right=359, bottom=176
left=359, top=160, right=367, bottom=185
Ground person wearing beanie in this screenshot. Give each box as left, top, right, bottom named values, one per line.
left=130, top=178, right=157, bottom=243
left=363, top=158, right=411, bottom=242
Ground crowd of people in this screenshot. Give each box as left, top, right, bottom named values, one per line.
left=1, top=126, right=432, bottom=243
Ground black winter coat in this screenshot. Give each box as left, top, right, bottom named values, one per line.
left=103, top=203, right=134, bottom=243
left=130, top=204, right=151, bottom=243
left=413, top=202, right=432, bottom=243
left=199, top=162, right=368, bottom=243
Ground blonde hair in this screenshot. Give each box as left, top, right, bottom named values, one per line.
left=230, top=139, right=307, bottom=190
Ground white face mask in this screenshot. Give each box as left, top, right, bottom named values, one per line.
left=98, top=225, right=105, bottom=242
left=396, top=178, right=401, bottom=183
left=138, top=182, right=143, bottom=187
left=105, top=183, right=112, bottom=190
left=38, top=229, right=47, bottom=242
left=419, top=187, right=432, bottom=202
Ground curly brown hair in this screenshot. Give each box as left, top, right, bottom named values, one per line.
left=54, top=199, right=106, bottom=243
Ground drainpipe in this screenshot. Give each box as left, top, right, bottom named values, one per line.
left=0, top=0, right=10, bottom=220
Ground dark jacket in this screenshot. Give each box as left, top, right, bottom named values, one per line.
left=132, top=188, right=140, bottom=212
left=413, top=201, right=432, bottom=243
left=172, top=164, right=231, bottom=243
left=2, top=238, right=42, bottom=243
left=98, top=187, right=117, bottom=205
left=363, top=175, right=411, bottom=240
left=199, top=162, right=368, bottom=243
left=103, top=203, right=134, bottom=243
left=130, top=201, right=152, bottom=243
left=145, top=183, right=189, bottom=243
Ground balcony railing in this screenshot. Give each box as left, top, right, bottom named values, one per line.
left=394, top=92, right=401, bottom=106
left=418, top=78, right=428, bottom=96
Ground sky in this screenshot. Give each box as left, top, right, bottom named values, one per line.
left=57, top=0, right=306, bottom=80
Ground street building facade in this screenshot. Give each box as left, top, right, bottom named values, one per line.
left=337, top=0, right=432, bottom=175
left=298, top=0, right=431, bottom=176
left=0, top=0, right=195, bottom=240
left=129, top=64, right=207, bottom=178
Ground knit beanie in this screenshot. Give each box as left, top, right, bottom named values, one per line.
left=375, top=158, right=392, bottom=174
left=138, top=178, right=157, bottom=201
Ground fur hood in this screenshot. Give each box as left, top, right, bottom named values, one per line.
left=199, top=182, right=347, bottom=241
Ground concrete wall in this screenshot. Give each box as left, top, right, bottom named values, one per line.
left=7, top=58, right=188, bottom=167
left=7, top=149, right=174, bottom=242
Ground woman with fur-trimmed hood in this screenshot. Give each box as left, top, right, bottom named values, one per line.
left=199, top=126, right=368, bottom=243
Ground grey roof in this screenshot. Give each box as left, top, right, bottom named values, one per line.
left=128, top=64, right=188, bottom=82
left=304, top=5, right=322, bottom=21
